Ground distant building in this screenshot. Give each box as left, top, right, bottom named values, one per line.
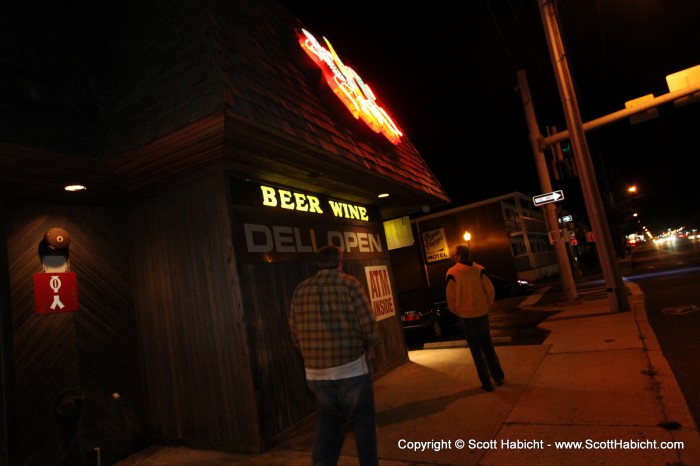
left=389, top=192, right=560, bottom=293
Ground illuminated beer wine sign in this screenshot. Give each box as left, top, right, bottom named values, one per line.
left=298, top=28, right=403, bottom=145
left=260, top=185, right=369, bottom=221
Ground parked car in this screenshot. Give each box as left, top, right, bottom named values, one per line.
left=487, top=274, right=535, bottom=299
left=398, top=287, right=459, bottom=337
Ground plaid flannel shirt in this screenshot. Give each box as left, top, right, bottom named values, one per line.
left=289, top=268, right=378, bottom=370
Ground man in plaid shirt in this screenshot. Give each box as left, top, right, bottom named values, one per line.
left=289, top=245, right=379, bottom=466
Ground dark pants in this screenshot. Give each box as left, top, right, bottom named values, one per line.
left=307, top=372, right=378, bottom=466
left=460, top=314, right=505, bottom=389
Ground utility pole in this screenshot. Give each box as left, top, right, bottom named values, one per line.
left=537, top=0, right=629, bottom=312
left=517, top=70, right=577, bottom=303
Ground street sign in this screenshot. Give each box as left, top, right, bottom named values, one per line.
left=666, top=64, right=700, bottom=107
left=533, top=190, right=564, bottom=207
left=558, top=214, right=573, bottom=223
left=624, top=94, right=659, bottom=124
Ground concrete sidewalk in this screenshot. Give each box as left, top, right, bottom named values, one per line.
left=115, top=282, right=700, bottom=465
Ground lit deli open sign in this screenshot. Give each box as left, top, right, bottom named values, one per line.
left=298, top=28, right=403, bottom=145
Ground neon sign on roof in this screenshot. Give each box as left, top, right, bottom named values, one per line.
left=298, top=28, right=403, bottom=145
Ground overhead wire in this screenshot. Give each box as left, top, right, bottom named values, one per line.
left=484, top=0, right=518, bottom=74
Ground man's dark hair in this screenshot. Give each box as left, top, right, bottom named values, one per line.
left=317, top=245, right=342, bottom=270
left=455, top=245, right=471, bottom=263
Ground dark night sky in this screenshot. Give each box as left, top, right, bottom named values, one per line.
left=278, top=1, right=700, bottom=235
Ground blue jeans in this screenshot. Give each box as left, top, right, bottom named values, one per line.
left=307, top=372, right=378, bottom=466
left=460, top=314, right=505, bottom=389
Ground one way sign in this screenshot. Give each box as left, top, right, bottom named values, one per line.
left=533, top=190, right=565, bottom=206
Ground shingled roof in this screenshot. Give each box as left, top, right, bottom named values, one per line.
left=0, top=0, right=449, bottom=218
left=215, top=1, right=449, bottom=208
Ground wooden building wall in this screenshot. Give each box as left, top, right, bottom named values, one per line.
left=0, top=1, right=448, bottom=460
left=0, top=190, right=11, bottom=466
left=128, top=173, right=260, bottom=452
left=0, top=170, right=413, bottom=462
left=128, top=172, right=409, bottom=452
left=3, top=197, right=145, bottom=465
left=238, top=258, right=408, bottom=448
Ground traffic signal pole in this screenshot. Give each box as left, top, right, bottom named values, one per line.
left=517, top=70, right=578, bottom=304
left=537, top=0, right=630, bottom=312
left=541, top=81, right=700, bottom=147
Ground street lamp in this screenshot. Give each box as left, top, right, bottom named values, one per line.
left=607, top=185, right=642, bottom=257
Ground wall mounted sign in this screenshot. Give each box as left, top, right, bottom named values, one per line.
left=260, top=185, right=370, bottom=222
left=364, top=265, right=396, bottom=321
left=231, top=181, right=375, bottom=223
left=33, top=272, right=79, bottom=315
left=230, top=179, right=386, bottom=263
left=234, top=211, right=385, bottom=264
left=298, top=28, right=403, bottom=145
left=422, top=228, right=449, bottom=263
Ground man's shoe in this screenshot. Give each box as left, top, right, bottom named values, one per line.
left=481, top=385, right=494, bottom=392
left=495, top=379, right=504, bottom=387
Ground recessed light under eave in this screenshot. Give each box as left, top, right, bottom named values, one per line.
left=64, top=185, right=87, bottom=192
left=377, top=193, right=389, bottom=198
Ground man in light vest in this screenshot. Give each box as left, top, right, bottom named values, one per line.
left=446, top=245, right=505, bottom=392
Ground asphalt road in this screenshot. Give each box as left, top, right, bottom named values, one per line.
left=625, top=237, right=700, bottom=431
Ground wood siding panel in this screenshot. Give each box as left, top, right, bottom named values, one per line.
left=238, top=261, right=315, bottom=448
left=4, top=200, right=145, bottom=465
left=129, top=174, right=260, bottom=452
left=0, top=190, right=10, bottom=466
